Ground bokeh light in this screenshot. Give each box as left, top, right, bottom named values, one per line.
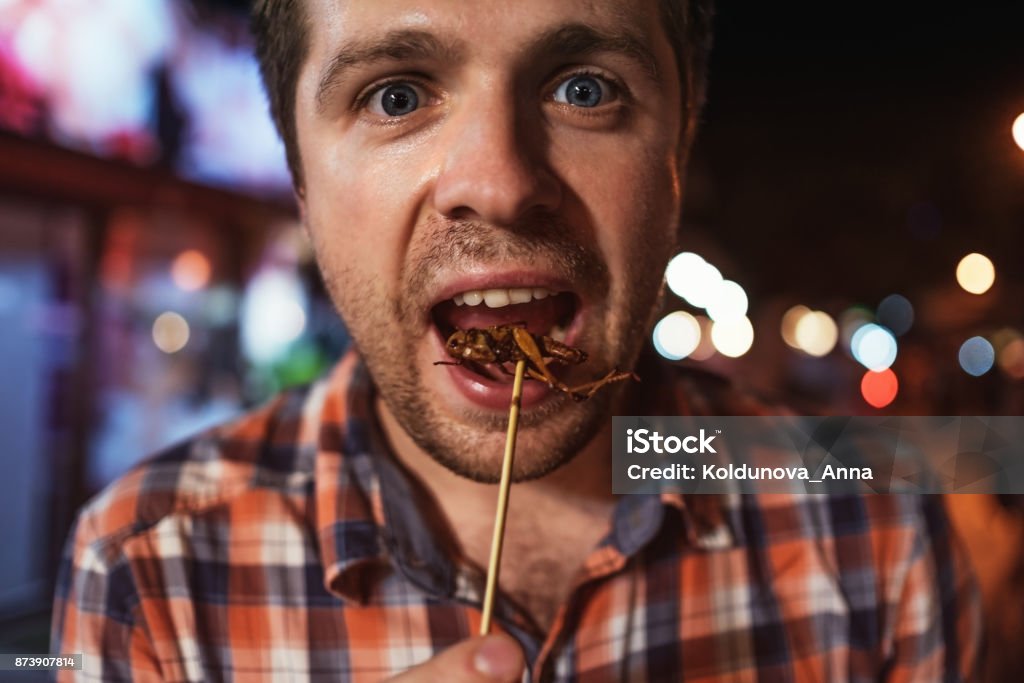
left=665, top=251, right=723, bottom=309
left=664, top=252, right=705, bottom=300
left=710, top=316, right=754, bottom=358
left=152, top=311, right=190, bottom=354
left=851, top=324, right=898, bottom=371
left=1014, top=112, right=1024, bottom=152
left=781, top=305, right=811, bottom=349
left=992, top=328, right=1024, bottom=379
left=958, top=336, right=995, bottom=376
left=955, top=252, right=995, bottom=294
left=876, top=294, right=914, bottom=336
left=998, top=338, right=1024, bottom=379
left=705, top=280, right=749, bottom=322
left=794, top=310, right=838, bottom=357
left=861, top=369, right=898, bottom=409
left=170, top=249, right=211, bottom=292
left=652, top=311, right=701, bottom=360
left=241, top=270, right=308, bottom=363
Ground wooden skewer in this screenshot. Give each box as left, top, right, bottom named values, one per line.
left=479, top=359, right=527, bottom=635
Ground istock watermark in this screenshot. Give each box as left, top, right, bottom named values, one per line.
left=625, top=428, right=718, bottom=454
left=612, top=416, right=1024, bottom=495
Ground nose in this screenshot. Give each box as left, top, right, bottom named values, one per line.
left=432, top=93, right=561, bottom=225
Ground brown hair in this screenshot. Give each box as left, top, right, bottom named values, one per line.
left=251, top=0, right=714, bottom=188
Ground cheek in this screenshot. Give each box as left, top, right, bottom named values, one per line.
left=301, top=165, right=386, bottom=336
left=557, top=138, right=681, bottom=282
left=301, top=136, right=431, bottom=299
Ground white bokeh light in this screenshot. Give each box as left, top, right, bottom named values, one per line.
left=683, top=261, right=722, bottom=309
left=665, top=252, right=705, bottom=300
left=241, top=270, right=308, bottom=363
left=794, top=310, right=838, bottom=357
left=781, top=305, right=811, bottom=349
left=152, top=311, right=190, bottom=354
left=851, top=324, right=898, bottom=371
left=955, top=253, right=995, bottom=295
left=665, top=252, right=723, bottom=309
left=1013, top=112, right=1024, bottom=153
left=710, top=316, right=754, bottom=358
left=705, top=280, right=749, bottom=322
left=652, top=311, right=702, bottom=360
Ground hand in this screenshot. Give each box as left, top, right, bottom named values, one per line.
left=388, top=634, right=525, bottom=682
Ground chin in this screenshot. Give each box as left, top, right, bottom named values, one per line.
left=397, top=381, right=615, bottom=484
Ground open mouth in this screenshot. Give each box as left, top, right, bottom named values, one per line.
left=429, top=284, right=582, bottom=385
left=432, top=286, right=578, bottom=339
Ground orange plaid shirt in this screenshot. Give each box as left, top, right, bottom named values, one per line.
left=52, top=351, right=982, bottom=681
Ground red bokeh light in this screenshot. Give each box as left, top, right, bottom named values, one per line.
left=860, top=368, right=898, bottom=409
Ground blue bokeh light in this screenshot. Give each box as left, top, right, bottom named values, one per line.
left=958, top=337, right=995, bottom=377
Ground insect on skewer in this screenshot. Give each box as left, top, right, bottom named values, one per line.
left=434, top=322, right=638, bottom=401
left=434, top=323, right=638, bottom=634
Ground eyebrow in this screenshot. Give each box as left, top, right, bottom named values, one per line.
left=315, top=29, right=464, bottom=112
left=314, top=21, right=661, bottom=114
left=528, top=22, right=661, bottom=84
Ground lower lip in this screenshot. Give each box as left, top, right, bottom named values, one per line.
left=444, top=361, right=554, bottom=410
left=429, top=325, right=580, bottom=411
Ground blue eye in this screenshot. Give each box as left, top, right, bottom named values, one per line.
left=553, top=75, right=607, bottom=108
left=369, top=83, right=421, bottom=117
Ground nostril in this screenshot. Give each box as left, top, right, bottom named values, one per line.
left=446, top=206, right=477, bottom=222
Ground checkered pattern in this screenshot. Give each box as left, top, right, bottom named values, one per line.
left=52, top=351, right=981, bottom=681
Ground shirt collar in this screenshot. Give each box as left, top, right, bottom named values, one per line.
left=313, top=350, right=736, bottom=604
left=313, top=351, right=462, bottom=603
left=313, top=352, right=386, bottom=603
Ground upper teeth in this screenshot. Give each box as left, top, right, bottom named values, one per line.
left=453, top=287, right=556, bottom=307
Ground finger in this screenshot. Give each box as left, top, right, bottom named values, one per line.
left=388, top=634, right=524, bottom=683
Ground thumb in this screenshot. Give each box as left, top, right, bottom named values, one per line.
left=389, top=634, right=525, bottom=682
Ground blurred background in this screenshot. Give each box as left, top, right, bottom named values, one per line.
left=0, top=0, right=1021, bottom=679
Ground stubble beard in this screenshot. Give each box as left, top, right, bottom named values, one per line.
left=314, top=216, right=669, bottom=484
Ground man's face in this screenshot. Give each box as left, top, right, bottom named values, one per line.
left=294, top=0, right=684, bottom=482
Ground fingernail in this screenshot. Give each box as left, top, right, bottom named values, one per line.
left=473, top=635, right=523, bottom=680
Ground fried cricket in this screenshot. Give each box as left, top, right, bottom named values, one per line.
left=435, top=322, right=638, bottom=400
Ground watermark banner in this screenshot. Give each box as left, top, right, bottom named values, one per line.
left=612, top=416, right=1024, bottom=494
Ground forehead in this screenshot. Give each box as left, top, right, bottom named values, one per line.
left=301, top=0, right=668, bottom=66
